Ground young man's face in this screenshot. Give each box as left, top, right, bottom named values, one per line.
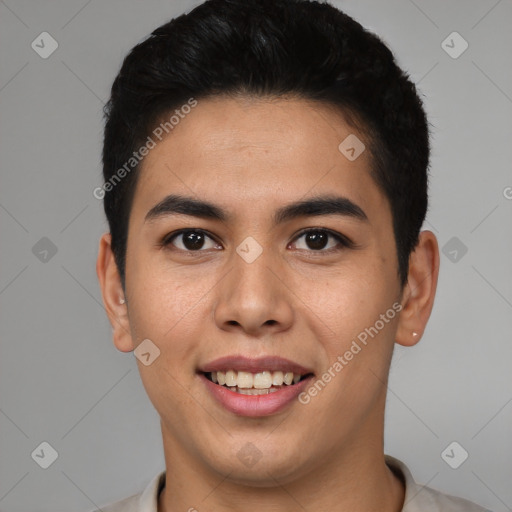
left=100, top=96, right=427, bottom=484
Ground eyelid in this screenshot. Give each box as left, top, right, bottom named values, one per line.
left=162, top=227, right=354, bottom=253
left=162, top=228, right=220, bottom=249
left=291, top=227, right=354, bottom=250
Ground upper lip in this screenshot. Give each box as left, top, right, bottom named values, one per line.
left=199, top=355, right=314, bottom=375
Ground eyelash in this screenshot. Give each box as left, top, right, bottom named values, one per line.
left=161, top=228, right=354, bottom=254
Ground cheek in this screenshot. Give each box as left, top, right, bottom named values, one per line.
left=127, top=248, right=204, bottom=327
left=308, top=265, right=397, bottom=363
left=125, top=256, right=223, bottom=375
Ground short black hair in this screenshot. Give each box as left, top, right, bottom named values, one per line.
left=101, top=0, right=430, bottom=291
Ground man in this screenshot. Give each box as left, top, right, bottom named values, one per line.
left=95, top=0, right=489, bottom=510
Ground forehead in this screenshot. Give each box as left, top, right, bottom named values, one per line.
left=131, top=96, right=389, bottom=223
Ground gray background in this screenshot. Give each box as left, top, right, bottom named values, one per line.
left=1, top=0, right=511, bottom=511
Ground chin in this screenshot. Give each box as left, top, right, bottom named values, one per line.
left=204, top=443, right=310, bottom=487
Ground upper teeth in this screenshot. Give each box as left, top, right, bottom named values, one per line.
left=211, top=370, right=302, bottom=388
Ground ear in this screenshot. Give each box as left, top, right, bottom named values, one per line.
left=96, top=233, right=134, bottom=352
left=395, top=230, right=440, bottom=347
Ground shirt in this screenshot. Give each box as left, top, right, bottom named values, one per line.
left=91, top=455, right=491, bottom=512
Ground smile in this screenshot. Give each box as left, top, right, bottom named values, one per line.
left=198, top=356, right=315, bottom=416
left=205, top=370, right=309, bottom=395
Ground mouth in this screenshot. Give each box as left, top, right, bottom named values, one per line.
left=198, top=355, right=315, bottom=416
left=202, top=370, right=314, bottom=395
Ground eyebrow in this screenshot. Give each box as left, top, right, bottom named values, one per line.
left=144, top=194, right=368, bottom=225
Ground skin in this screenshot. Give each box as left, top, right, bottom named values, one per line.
left=97, top=96, right=439, bottom=512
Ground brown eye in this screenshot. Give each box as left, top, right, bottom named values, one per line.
left=303, top=231, right=329, bottom=250
left=164, top=230, right=221, bottom=251
left=292, top=229, right=352, bottom=252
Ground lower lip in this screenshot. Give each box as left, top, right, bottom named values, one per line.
left=199, top=373, right=314, bottom=417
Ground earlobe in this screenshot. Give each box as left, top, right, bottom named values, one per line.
left=96, top=233, right=134, bottom=352
left=395, top=230, right=440, bottom=347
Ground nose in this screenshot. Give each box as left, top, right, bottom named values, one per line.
left=213, top=244, right=294, bottom=337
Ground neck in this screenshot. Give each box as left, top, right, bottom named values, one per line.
left=157, top=418, right=404, bottom=512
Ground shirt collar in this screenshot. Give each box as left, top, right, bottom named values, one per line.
left=137, top=455, right=469, bottom=512
left=138, top=469, right=165, bottom=512
left=385, top=454, right=456, bottom=511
